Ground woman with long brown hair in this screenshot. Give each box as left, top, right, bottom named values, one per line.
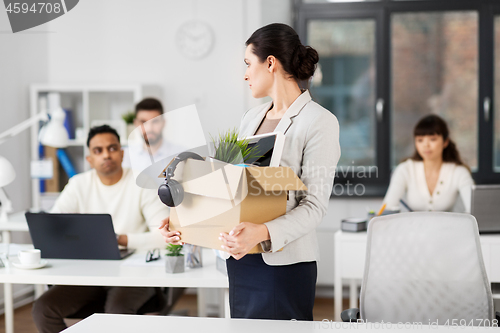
left=383, top=114, right=473, bottom=212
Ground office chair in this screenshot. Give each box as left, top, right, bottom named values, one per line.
left=341, top=212, right=495, bottom=325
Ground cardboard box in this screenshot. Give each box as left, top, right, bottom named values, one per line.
left=166, top=158, right=306, bottom=253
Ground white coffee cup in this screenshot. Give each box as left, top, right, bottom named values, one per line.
left=18, top=249, right=41, bottom=265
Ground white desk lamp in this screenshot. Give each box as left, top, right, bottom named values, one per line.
left=0, top=104, right=69, bottom=222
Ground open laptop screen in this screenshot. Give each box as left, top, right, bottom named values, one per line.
left=471, top=185, right=500, bottom=234
left=25, top=213, right=134, bottom=260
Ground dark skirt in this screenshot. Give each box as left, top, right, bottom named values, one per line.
left=226, top=254, right=317, bottom=320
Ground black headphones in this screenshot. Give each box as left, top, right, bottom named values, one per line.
left=158, top=152, right=204, bottom=207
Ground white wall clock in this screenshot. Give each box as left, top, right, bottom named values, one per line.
left=176, top=20, right=215, bottom=60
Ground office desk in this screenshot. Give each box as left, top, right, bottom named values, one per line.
left=62, top=313, right=499, bottom=333
left=334, top=230, right=500, bottom=321
left=0, top=248, right=229, bottom=333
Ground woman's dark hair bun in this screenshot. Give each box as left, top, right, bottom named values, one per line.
left=292, top=45, right=319, bottom=81
left=246, top=23, right=319, bottom=81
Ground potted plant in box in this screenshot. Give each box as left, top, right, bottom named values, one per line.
left=210, top=128, right=261, bottom=164
left=165, top=244, right=184, bottom=273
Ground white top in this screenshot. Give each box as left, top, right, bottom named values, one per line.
left=383, top=159, right=474, bottom=213
left=122, top=138, right=182, bottom=173
left=51, top=168, right=169, bottom=250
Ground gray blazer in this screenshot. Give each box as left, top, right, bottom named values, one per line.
left=239, top=90, right=340, bottom=265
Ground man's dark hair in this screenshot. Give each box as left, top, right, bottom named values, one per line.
left=86, top=125, right=121, bottom=147
left=135, top=97, right=164, bottom=115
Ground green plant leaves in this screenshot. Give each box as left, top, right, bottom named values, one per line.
left=210, top=128, right=261, bottom=164
left=166, top=244, right=183, bottom=256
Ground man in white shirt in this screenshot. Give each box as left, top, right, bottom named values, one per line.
left=32, top=125, right=169, bottom=333
left=123, top=98, right=181, bottom=175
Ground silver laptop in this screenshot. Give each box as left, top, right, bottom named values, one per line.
left=471, top=185, right=500, bottom=233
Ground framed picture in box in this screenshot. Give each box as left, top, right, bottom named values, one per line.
left=240, top=132, right=285, bottom=167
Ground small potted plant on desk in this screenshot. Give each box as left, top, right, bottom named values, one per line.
left=165, top=244, right=184, bottom=273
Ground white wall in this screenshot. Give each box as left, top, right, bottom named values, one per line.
left=261, top=0, right=293, bottom=26
left=0, top=8, right=49, bottom=214
left=45, top=0, right=264, bottom=144
left=0, top=5, right=50, bottom=312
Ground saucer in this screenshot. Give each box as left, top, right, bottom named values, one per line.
left=11, top=259, right=48, bottom=270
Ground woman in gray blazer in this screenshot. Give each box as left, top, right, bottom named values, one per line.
left=218, top=23, right=341, bottom=320
left=160, top=23, right=340, bottom=320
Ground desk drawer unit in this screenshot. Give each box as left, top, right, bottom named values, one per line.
left=339, top=239, right=366, bottom=279
left=480, top=236, right=500, bottom=283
